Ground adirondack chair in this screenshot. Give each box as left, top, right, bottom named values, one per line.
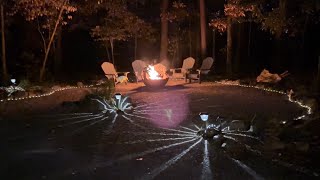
left=101, top=62, right=129, bottom=85
left=170, top=57, right=195, bottom=81
left=186, top=57, right=214, bottom=83
left=132, top=60, right=147, bottom=82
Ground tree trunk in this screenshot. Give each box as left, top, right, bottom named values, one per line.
left=177, top=38, right=180, bottom=67
left=317, top=56, right=320, bottom=92
left=134, top=33, right=137, bottom=60
left=134, top=0, right=138, bottom=60
left=176, top=28, right=181, bottom=66
left=234, top=23, right=243, bottom=74
left=106, top=45, right=111, bottom=61
left=188, top=19, right=192, bottom=57
left=247, top=21, right=252, bottom=62
left=160, top=0, right=168, bottom=61
left=297, top=15, right=309, bottom=71
left=212, top=29, right=215, bottom=60
left=1, top=4, right=8, bottom=83
left=39, top=0, right=67, bottom=82
left=37, top=18, right=47, bottom=53
left=272, top=39, right=282, bottom=71
left=276, top=0, right=287, bottom=38
left=172, top=49, right=176, bottom=67
left=279, top=0, right=287, bottom=18
left=110, top=39, right=115, bottom=65
left=54, top=27, right=62, bottom=78
left=301, top=15, right=309, bottom=51
left=226, top=17, right=232, bottom=75
left=199, top=0, right=207, bottom=59
left=195, top=27, right=200, bottom=66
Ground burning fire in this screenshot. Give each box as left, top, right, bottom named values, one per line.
left=146, top=65, right=162, bottom=80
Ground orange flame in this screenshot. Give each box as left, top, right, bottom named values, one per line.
left=147, top=65, right=162, bottom=80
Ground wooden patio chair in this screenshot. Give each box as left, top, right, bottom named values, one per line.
left=170, top=57, right=195, bottom=81
left=101, top=62, right=129, bottom=86
left=186, top=57, right=214, bottom=84
left=132, top=60, right=147, bottom=82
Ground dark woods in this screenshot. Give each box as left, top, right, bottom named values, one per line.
left=0, top=0, right=319, bottom=85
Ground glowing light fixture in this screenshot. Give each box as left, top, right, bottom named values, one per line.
left=114, top=93, right=122, bottom=100
left=281, top=121, right=287, bottom=124
left=11, top=79, right=16, bottom=84
left=199, top=112, right=209, bottom=121
left=221, top=142, right=227, bottom=148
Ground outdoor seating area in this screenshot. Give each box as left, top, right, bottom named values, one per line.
left=101, top=56, right=214, bottom=87
left=2, top=1, right=319, bottom=179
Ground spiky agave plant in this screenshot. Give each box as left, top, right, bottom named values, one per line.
left=0, top=86, right=25, bottom=97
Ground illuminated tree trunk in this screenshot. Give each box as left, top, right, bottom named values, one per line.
left=160, top=0, right=168, bottom=61
left=110, top=39, right=115, bottom=65
left=1, top=4, right=8, bottom=83
left=226, top=17, right=232, bottom=75
left=175, top=27, right=181, bottom=67
left=40, top=0, right=67, bottom=82
left=188, top=19, right=192, bottom=57
left=134, top=0, right=138, bottom=60
left=106, top=46, right=111, bottom=61
left=199, top=0, right=207, bottom=59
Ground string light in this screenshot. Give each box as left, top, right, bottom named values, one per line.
left=0, top=81, right=313, bottom=119
left=0, top=83, right=100, bottom=103
left=215, top=81, right=313, bottom=118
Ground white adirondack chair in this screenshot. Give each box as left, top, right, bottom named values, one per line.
left=186, top=57, right=214, bottom=83
left=101, top=62, right=129, bottom=85
left=170, top=57, right=195, bottom=81
left=132, top=60, right=147, bottom=82
left=198, top=57, right=214, bottom=75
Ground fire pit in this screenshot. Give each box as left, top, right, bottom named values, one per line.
left=143, top=77, right=169, bottom=87
left=142, top=65, right=169, bottom=88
